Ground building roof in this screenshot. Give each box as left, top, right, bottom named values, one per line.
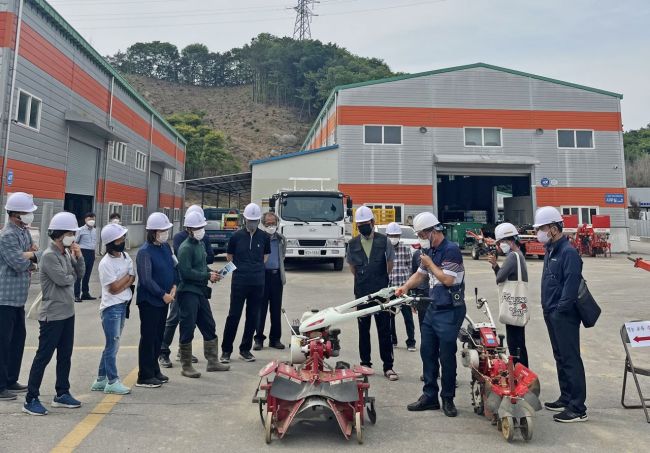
left=249, top=144, right=339, bottom=167
left=302, top=62, right=624, bottom=149
left=29, top=0, right=186, bottom=145
left=179, top=172, right=251, bottom=197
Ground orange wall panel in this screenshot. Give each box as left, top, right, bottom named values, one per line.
left=96, top=179, right=146, bottom=206
left=0, top=11, right=16, bottom=48
left=535, top=187, right=627, bottom=208
left=1, top=158, right=65, bottom=200
left=339, top=184, right=433, bottom=206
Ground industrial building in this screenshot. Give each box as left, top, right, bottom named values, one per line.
left=0, top=0, right=186, bottom=247
left=251, top=63, right=629, bottom=252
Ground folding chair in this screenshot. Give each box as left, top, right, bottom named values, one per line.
left=620, top=324, right=650, bottom=423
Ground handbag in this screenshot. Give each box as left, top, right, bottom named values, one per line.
left=576, top=278, right=601, bottom=328
left=498, top=252, right=530, bottom=327
left=27, top=293, right=42, bottom=321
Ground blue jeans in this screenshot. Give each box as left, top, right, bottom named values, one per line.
left=98, top=303, right=127, bottom=383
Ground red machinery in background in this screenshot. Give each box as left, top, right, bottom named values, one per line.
left=630, top=257, right=650, bottom=272
left=572, top=215, right=612, bottom=257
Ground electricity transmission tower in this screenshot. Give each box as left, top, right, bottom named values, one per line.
left=293, top=0, right=316, bottom=40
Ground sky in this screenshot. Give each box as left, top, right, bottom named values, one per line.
left=48, top=0, right=650, bottom=130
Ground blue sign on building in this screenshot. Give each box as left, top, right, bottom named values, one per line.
left=605, top=193, right=624, bottom=204
left=7, top=170, right=13, bottom=186
left=540, top=178, right=550, bottom=187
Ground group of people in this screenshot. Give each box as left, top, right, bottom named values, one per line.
left=0, top=191, right=588, bottom=424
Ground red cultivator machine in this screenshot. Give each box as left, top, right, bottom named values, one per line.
left=459, top=290, right=542, bottom=442
left=254, top=288, right=414, bottom=444
left=467, top=229, right=497, bottom=260
left=564, top=214, right=612, bottom=257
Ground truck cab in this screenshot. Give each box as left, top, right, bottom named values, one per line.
left=270, top=190, right=352, bottom=271
left=204, top=208, right=241, bottom=255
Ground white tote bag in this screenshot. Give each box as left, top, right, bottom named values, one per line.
left=497, top=252, right=530, bottom=327
left=27, top=292, right=43, bottom=321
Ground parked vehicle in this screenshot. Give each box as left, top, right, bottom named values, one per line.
left=204, top=208, right=241, bottom=255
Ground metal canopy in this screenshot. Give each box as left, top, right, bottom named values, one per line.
left=180, top=171, right=252, bottom=197
left=64, top=110, right=129, bottom=143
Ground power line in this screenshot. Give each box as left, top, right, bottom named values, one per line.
left=293, top=0, right=316, bottom=40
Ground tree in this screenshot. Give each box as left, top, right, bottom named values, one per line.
left=120, top=41, right=180, bottom=81
left=624, top=124, right=650, bottom=187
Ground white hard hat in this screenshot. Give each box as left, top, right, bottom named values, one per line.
left=495, top=222, right=519, bottom=241
left=185, top=205, right=204, bottom=217
left=48, top=212, right=80, bottom=231
left=101, top=223, right=128, bottom=244
left=533, top=206, right=563, bottom=228
left=5, top=192, right=37, bottom=213
left=184, top=211, right=207, bottom=228
left=146, top=212, right=173, bottom=231
left=385, top=222, right=402, bottom=235
left=413, top=212, right=443, bottom=233
left=243, top=203, right=262, bottom=220
left=355, top=206, right=374, bottom=223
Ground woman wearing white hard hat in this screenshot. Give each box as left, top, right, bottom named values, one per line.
left=488, top=223, right=529, bottom=368
left=135, top=212, right=176, bottom=388
left=0, top=192, right=38, bottom=402
left=90, top=224, right=135, bottom=395
left=23, top=212, right=85, bottom=416
left=176, top=211, right=228, bottom=378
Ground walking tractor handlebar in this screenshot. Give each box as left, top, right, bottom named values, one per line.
left=629, top=256, right=650, bottom=272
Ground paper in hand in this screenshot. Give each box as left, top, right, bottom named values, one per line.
left=218, top=262, right=237, bottom=277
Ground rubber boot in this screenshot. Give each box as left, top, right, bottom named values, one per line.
left=179, top=343, right=201, bottom=378
left=205, top=338, right=230, bottom=372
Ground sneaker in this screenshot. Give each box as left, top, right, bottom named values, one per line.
left=407, top=345, right=417, bottom=352
left=23, top=399, right=48, bottom=416
left=81, top=294, right=97, bottom=301
left=384, top=369, right=399, bottom=381
left=0, top=389, right=17, bottom=401
left=135, top=377, right=163, bottom=388
left=74, top=297, right=83, bottom=303
left=104, top=380, right=131, bottom=395
left=554, top=410, right=588, bottom=423
left=158, top=354, right=172, bottom=369
left=253, top=341, right=263, bottom=351
left=155, top=373, right=169, bottom=384
left=545, top=399, right=568, bottom=412
left=407, top=395, right=440, bottom=411
left=7, top=382, right=28, bottom=393
left=90, top=378, right=108, bottom=392
left=220, top=352, right=231, bottom=364
left=52, top=393, right=82, bottom=408
left=269, top=341, right=286, bottom=350
left=239, top=351, right=256, bottom=362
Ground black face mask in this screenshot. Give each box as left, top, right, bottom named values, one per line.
left=358, top=223, right=373, bottom=237
left=108, top=242, right=126, bottom=254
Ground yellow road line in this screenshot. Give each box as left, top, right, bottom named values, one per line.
left=50, top=367, right=139, bottom=453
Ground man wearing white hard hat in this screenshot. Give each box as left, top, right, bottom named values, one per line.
left=396, top=212, right=465, bottom=417
left=534, top=206, right=587, bottom=423
left=488, top=222, right=529, bottom=368
left=385, top=222, right=417, bottom=352
left=176, top=211, right=229, bottom=378
left=90, top=224, right=135, bottom=396
left=220, top=203, right=270, bottom=364
left=0, top=192, right=39, bottom=401
left=158, top=205, right=214, bottom=369
left=23, top=212, right=85, bottom=416
left=347, top=206, right=397, bottom=381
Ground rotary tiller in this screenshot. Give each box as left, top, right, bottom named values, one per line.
left=458, top=289, right=542, bottom=442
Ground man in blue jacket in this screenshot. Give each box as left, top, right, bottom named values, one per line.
left=534, top=206, right=587, bottom=423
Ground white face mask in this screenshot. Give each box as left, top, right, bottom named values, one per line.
left=499, top=242, right=511, bottom=254
left=193, top=228, right=206, bottom=241
left=389, top=237, right=400, bottom=246
left=418, top=238, right=431, bottom=249
left=20, top=213, right=34, bottom=225
left=111, top=219, right=121, bottom=225
left=87, top=220, right=96, bottom=228
left=264, top=225, right=277, bottom=235
left=536, top=229, right=551, bottom=244
left=62, top=235, right=75, bottom=247
left=157, top=231, right=169, bottom=243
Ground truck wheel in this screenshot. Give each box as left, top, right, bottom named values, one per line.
left=333, top=258, right=344, bottom=271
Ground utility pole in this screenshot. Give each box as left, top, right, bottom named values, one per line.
left=293, top=0, right=316, bottom=40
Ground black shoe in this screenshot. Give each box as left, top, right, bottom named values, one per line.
left=155, top=373, right=169, bottom=384
left=7, top=382, right=28, bottom=393
left=74, top=297, right=83, bottom=303
left=0, top=389, right=17, bottom=401
left=554, top=410, right=588, bottom=423
left=545, top=399, right=568, bottom=412
left=407, top=395, right=440, bottom=411
left=253, top=341, right=263, bottom=351
left=158, top=354, right=172, bottom=369
left=220, top=352, right=231, bottom=364
left=442, top=398, right=458, bottom=417
left=269, top=341, right=285, bottom=350
left=135, top=377, right=163, bottom=388
left=81, top=294, right=97, bottom=301
left=239, top=351, right=256, bottom=362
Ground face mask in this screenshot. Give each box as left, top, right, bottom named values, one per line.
left=418, top=238, right=431, bottom=249
left=87, top=220, right=96, bottom=228
left=20, top=213, right=34, bottom=225
left=108, top=242, right=126, bottom=253
left=358, top=223, right=373, bottom=237
left=246, top=220, right=259, bottom=232
left=62, top=235, right=75, bottom=247
left=389, top=237, right=400, bottom=246
left=499, top=242, right=511, bottom=254
left=536, top=229, right=551, bottom=244
left=193, top=228, right=206, bottom=241
left=111, top=219, right=121, bottom=225
left=157, top=231, right=169, bottom=243
left=264, top=225, right=277, bottom=235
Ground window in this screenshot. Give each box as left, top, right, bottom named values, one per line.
left=16, top=90, right=42, bottom=130
left=110, top=142, right=127, bottom=164
left=132, top=204, right=144, bottom=224
left=135, top=151, right=147, bottom=172
left=363, top=125, right=402, bottom=145
left=464, top=128, right=502, bottom=147
left=364, top=203, right=404, bottom=223
left=173, top=208, right=180, bottom=222
left=557, top=130, right=594, bottom=149
left=561, top=206, right=598, bottom=225
left=163, top=207, right=171, bottom=220
left=108, top=202, right=123, bottom=221
left=163, top=168, right=174, bottom=182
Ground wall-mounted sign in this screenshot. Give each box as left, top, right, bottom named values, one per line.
left=540, top=177, right=550, bottom=187
left=605, top=193, right=624, bottom=204
left=7, top=170, right=13, bottom=186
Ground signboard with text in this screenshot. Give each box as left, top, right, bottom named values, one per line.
left=625, top=321, right=650, bottom=348
left=605, top=193, right=624, bottom=205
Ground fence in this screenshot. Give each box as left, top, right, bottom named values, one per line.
left=629, top=219, right=650, bottom=238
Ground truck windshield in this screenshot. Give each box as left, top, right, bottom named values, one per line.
left=280, top=196, right=344, bottom=222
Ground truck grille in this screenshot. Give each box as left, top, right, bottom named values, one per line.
left=299, top=240, right=326, bottom=247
